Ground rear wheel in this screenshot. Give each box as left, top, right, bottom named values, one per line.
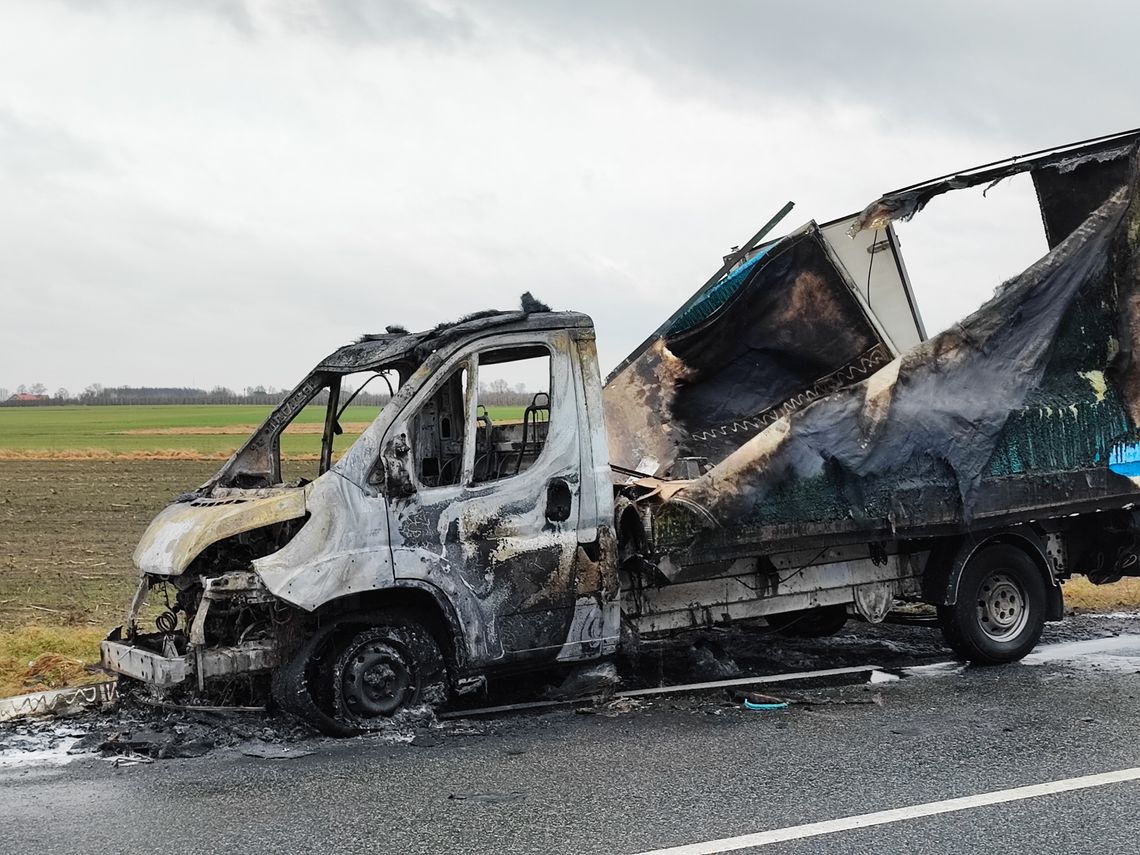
left=938, top=543, right=1047, bottom=664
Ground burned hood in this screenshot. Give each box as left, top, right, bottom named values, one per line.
left=134, top=487, right=309, bottom=577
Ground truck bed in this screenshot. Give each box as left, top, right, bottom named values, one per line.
left=607, top=136, right=1140, bottom=565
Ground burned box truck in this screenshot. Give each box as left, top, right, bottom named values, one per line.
left=103, top=130, right=1140, bottom=734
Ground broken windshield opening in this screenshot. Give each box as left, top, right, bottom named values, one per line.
left=279, top=369, right=401, bottom=484
left=325, top=369, right=401, bottom=469
left=208, top=366, right=404, bottom=491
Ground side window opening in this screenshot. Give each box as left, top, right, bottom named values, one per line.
left=410, top=365, right=468, bottom=488
left=474, top=346, right=552, bottom=484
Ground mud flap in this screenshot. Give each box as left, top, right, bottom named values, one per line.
left=923, top=531, right=1065, bottom=621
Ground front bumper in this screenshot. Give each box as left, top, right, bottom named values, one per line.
left=100, top=636, right=277, bottom=688
left=105, top=569, right=280, bottom=689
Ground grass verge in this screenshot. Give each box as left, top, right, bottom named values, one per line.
left=0, top=626, right=107, bottom=698
left=1062, top=575, right=1140, bottom=611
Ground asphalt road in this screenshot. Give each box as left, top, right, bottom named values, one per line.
left=2, top=623, right=1139, bottom=854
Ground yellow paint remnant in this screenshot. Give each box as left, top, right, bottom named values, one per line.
left=863, top=357, right=902, bottom=409
left=1079, top=370, right=1107, bottom=403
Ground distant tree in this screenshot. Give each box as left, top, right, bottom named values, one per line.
left=29, top=383, right=47, bottom=396
left=17, top=384, right=27, bottom=394
left=54, top=387, right=70, bottom=401
left=0, top=387, right=7, bottom=401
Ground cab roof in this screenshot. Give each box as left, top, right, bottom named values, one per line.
left=316, top=310, right=593, bottom=374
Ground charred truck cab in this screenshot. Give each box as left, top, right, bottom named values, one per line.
left=104, top=130, right=1140, bottom=733
left=102, top=310, right=620, bottom=733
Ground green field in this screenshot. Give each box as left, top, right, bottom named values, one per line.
left=0, top=404, right=526, bottom=459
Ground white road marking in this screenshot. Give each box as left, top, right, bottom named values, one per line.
left=629, top=767, right=1140, bottom=855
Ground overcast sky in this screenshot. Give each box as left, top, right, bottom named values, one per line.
left=2, top=0, right=1137, bottom=394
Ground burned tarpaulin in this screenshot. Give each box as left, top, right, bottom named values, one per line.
left=649, top=148, right=1140, bottom=557
left=1033, top=154, right=1132, bottom=250
left=604, top=225, right=899, bottom=477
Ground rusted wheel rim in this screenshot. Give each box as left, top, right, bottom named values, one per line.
left=340, top=640, right=414, bottom=718
left=976, top=570, right=1029, bottom=641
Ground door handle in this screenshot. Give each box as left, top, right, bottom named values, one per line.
left=545, top=478, right=572, bottom=522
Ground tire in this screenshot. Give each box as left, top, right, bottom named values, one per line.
left=938, top=543, right=1047, bottom=664
left=326, top=611, right=449, bottom=735
left=271, top=623, right=348, bottom=736
left=766, top=605, right=848, bottom=638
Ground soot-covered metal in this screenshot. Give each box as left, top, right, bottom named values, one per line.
left=603, top=226, right=895, bottom=477
left=648, top=143, right=1140, bottom=560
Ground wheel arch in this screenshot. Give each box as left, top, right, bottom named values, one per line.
left=311, top=581, right=468, bottom=674
left=921, top=528, right=1064, bottom=621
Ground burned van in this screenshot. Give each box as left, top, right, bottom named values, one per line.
left=102, top=310, right=620, bottom=734
left=104, top=130, right=1140, bottom=734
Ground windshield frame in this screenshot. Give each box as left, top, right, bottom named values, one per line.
left=201, top=365, right=406, bottom=492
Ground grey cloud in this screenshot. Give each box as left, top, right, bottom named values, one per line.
left=157, top=0, right=1137, bottom=147
left=59, top=0, right=257, bottom=36
left=190, top=0, right=257, bottom=35
left=0, top=110, right=110, bottom=178
left=61, top=0, right=1134, bottom=150
left=295, top=0, right=473, bottom=46
left=474, top=0, right=1137, bottom=145
left=63, top=0, right=472, bottom=46
left=7, top=1, right=1134, bottom=392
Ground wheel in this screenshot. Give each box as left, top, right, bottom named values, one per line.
left=938, top=543, right=1047, bottom=664
left=271, top=623, right=347, bottom=736
left=327, top=612, right=449, bottom=734
left=766, top=605, right=848, bottom=638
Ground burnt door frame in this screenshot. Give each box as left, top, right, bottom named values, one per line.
left=382, top=329, right=584, bottom=668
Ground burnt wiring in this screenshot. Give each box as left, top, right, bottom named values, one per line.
left=336, top=371, right=395, bottom=421
left=865, top=228, right=880, bottom=307
left=776, top=543, right=831, bottom=586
